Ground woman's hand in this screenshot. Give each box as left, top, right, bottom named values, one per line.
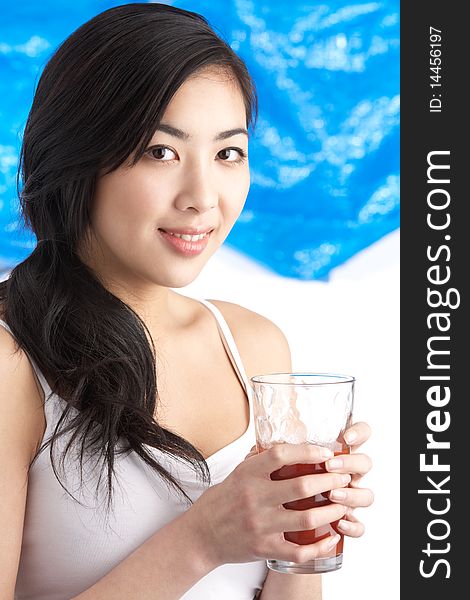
left=325, top=421, right=374, bottom=538
left=187, top=443, right=351, bottom=569
left=243, top=422, right=374, bottom=542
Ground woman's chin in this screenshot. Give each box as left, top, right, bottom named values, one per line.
left=158, top=266, right=206, bottom=289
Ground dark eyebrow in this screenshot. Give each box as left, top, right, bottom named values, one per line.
left=155, top=123, right=249, bottom=141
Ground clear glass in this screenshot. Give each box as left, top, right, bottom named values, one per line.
left=251, top=373, right=355, bottom=574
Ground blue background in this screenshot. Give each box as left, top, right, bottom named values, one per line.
left=0, top=0, right=399, bottom=279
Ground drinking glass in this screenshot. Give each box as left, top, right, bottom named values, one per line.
left=251, top=373, right=354, bottom=574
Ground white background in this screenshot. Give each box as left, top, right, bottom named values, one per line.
left=183, top=229, right=400, bottom=600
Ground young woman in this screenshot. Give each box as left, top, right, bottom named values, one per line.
left=0, top=4, right=373, bottom=599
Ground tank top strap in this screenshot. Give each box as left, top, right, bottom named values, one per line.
left=0, top=318, right=54, bottom=401
left=197, top=299, right=253, bottom=399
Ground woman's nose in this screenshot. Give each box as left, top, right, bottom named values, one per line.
left=173, top=165, right=218, bottom=213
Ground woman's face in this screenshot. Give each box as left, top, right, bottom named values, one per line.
left=81, top=68, right=250, bottom=292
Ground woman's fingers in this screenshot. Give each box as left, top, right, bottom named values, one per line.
left=277, top=531, right=344, bottom=564
left=336, top=512, right=366, bottom=538
left=259, top=443, right=335, bottom=476
left=328, top=485, right=374, bottom=508
left=343, top=421, right=371, bottom=449
left=324, top=452, right=372, bottom=477
left=271, top=472, right=351, bottom=506
left=279, top=501, right=348, bottom=534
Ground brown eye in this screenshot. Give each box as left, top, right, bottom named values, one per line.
left=147, top=146, right=177, bottom=161
left=217, top=148, right=247, bottom=163
left=218, top=149, right=232, bottom=160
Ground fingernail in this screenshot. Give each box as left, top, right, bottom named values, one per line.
left=344, top=431, right=357, bottom=444
left=338, top=519, right=351, bottom=532
left=330, top=489, right=347, bottom=501
left=321, top=447, right=334, bottom=459
left=341, top=474, right=352, bottom=485
left=325, top=533, right=341, bottom=550
left=326, top=458, right=343, bottom=470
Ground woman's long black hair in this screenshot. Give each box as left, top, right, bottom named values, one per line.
left=0, top=2, right=257, bottom=513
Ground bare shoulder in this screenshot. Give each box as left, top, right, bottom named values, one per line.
left=0, top=323, right=46, bottom=463
left=207, top=299, right=292, bottom=378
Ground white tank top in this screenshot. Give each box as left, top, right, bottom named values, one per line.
left=0, top=299, right=267, bottom=600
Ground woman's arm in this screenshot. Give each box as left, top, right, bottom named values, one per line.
left=72, top=509, right=219, bottom=599
left=258, top=571, right=322, bottom=600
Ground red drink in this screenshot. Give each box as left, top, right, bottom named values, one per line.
left=270, top=449, right=350, bottom=552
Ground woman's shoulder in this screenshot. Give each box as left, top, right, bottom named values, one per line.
left=206, top=299, right=292, bottom=376
left=206, top=299, right=287, bottom=338
left=0, top=317, right=47, bottom=464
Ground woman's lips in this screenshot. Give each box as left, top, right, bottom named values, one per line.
left=158, top=228, right=212, bottom=256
